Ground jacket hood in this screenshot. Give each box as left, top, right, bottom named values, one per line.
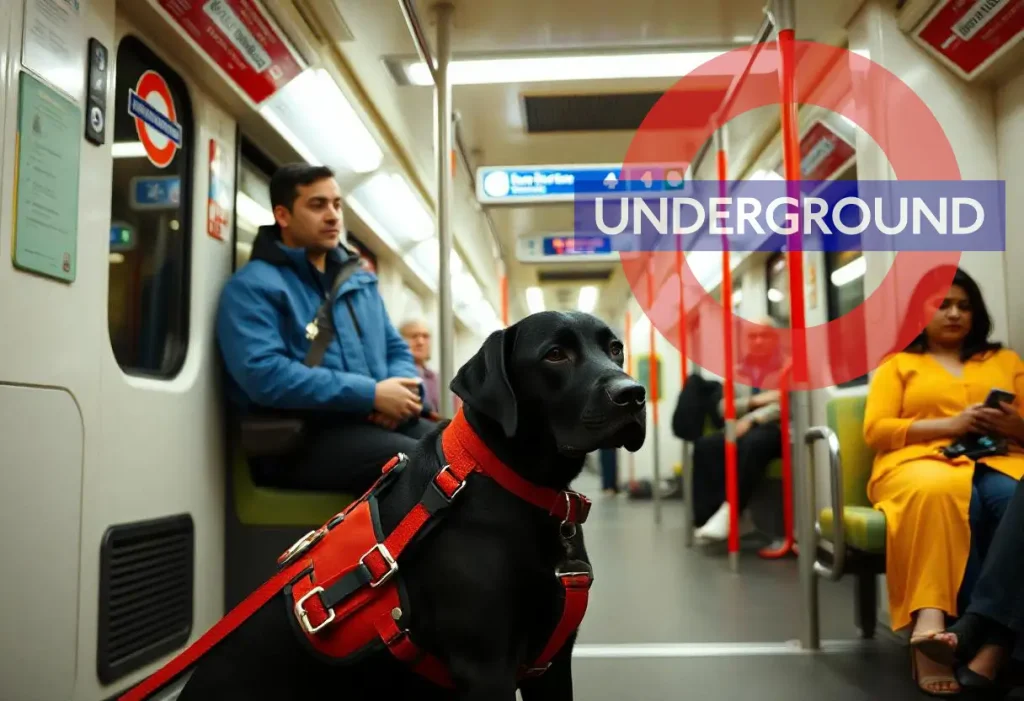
left=250, top=223, right=357, bottom=271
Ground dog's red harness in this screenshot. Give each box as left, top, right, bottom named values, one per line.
left=120, top=409, right=593, bottom=700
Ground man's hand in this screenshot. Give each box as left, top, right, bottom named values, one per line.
left=374, top=377, right=422, bottom=421
left=735, top=417, right=754, bottom=439
left=368, top=411, right=399, bottom=430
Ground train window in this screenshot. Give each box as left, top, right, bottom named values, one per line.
left=731, top=273, right=744, bottom=314
left=766, top=253, right=789, bottom=326
left=235, top=142, right=275, bottom=270
left=825, top=250, right=868, bottom=387
left=108, top=36, right=193, bottom=377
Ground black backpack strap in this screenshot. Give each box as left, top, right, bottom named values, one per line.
left=304, top=258, right=362, bottom=367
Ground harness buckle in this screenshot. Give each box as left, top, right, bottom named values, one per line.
left=434, top=464, right=468, bottom=501
left=295, top=586, right=336, bottom=634
left=520, top=663, right=551, bottom=678
left=360, top=543, right=398, bottom=588
left=278, top=528, right=325, bottom=568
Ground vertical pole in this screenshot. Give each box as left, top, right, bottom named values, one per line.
left=500, top=264, right=509, bottom=327
left=625, top=310, right=636, bottom=489
left=647, top=258, right=662, bottom=525
left=716, top=125, right=740, bottom=574
left=434, top=2, right=455, bottom=419
left=774, top=0, right=819, bottom=651
left=677, top=233, right=694, bottom=547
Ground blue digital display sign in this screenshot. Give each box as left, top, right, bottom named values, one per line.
left=542, top=236, right=612, bottom=256
left=476, top=163, right=688, bottom=204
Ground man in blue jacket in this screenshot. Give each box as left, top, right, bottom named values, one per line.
left=216, top=163, right=436, bottom=494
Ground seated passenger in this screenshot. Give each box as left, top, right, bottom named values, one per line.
left=672, top=316, right=785, bottom=542
left=398, top=318, right=461, bottom=418
left=918, top=475, right=1024, bottom=695
left=863, top=266, right=1024, bottom=696
left=216, top=163, right=437, bottom=495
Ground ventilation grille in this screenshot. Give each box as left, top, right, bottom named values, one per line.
left=524, top=92, right=663, bottom=133
left=523, top=88, right=730, bottom=133
left=97, top=514, right=194, bottom=684
left=537, top=268, right=614, bottom=283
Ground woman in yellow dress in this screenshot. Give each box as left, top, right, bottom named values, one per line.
left=863, top=266, right=1024, bottom=696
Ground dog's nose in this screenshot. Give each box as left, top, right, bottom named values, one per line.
left=606, top=378, right=646, bottom=407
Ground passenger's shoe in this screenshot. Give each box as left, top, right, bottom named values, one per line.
left=694, top=503, right=756, bottom=543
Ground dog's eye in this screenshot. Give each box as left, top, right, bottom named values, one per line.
left=544, top=347, right=569, bottom=363
left=609, top=341, right=624, bottom=356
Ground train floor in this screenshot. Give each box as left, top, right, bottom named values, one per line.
left=565, top=470, right=918, bottom=700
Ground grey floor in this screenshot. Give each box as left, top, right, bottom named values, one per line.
left=564, top=471, right=920, bottom=700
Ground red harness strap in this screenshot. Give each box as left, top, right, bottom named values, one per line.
left=119, top=410, right=592, bottom=699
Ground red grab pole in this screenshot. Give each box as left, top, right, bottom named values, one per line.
left=647, top=256, right=663, bottom=524
left=715, top=126, right=740, bottom=572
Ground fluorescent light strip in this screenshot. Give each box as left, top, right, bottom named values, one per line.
left=830, top=255, right=866, bottom=287
left=526, top=287, right=545, bottom=314
left=403, top=50, right=760, bottom=86
left=578, top=286, right=598, bottom=313
left=258, top=68, right=383, bottom=174
left=236, top=191, right=273, bottom=231
left=112, top=141, right=147, bottom=159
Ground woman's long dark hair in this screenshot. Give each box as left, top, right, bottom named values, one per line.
left=890, top=265, right=1001, bottom=362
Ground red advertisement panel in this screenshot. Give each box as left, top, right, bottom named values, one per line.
left=156, top=0, right=305, bottom=104
left=913, top=0, right=1024, bottom=79
left=774, top=120, right=855, bottom=181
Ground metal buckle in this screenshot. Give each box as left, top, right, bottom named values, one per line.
left=435, top=465, right=467, bottom=500
left=294, top=586, right=335, bottom=634
left=278, top=528, right=324, bottom=567
left=360, top=543, right=398, bottom=588
left=558, top=492, right=577, bottom=540
left=522, top=663, right=551, bottom=677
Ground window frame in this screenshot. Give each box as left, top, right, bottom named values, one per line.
left=233, top=133, right=277, bottom=273
left=823, top=250, right=868, bottom=388
left=108, top=34, right=196, bottom=380
left=765, top=252, right=789, bottom=327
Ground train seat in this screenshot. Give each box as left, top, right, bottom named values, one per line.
left=225, top=434, right=353, bottom=609
left=231, top=447, right=353, bottom=527
left=815, top=394, right=886, bottom=554
left=805, top=393, right=885, bottom=639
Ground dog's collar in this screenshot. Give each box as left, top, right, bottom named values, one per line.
left=441, top=409, right=592, bottom=526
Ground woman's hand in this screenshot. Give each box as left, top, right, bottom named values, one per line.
left=974, top=402, right=1024, bottom=443
left=942, top=404, right=984, bottom=436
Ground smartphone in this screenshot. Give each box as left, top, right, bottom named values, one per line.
left=984, top=388, right=1016, bottom=409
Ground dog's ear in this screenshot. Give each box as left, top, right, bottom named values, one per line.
left=451, top=327, right=518, bottom=437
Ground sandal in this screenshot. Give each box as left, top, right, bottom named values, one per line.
left=911, top=647, right=962, bottom=697
left=913, top=613, right=993, bottom=668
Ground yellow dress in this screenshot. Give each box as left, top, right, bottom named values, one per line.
left=864, top=348, right=1024, bottom=631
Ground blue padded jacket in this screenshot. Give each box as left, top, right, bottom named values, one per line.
left=216, top=225, right=420, bottom=416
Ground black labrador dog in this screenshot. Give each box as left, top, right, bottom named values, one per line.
left=174, top=311, right=646, bottom=701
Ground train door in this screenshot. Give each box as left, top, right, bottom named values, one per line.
left=80, top=13, right=235, bottom=700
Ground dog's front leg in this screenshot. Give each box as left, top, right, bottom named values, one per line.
left=517, top=636, right=574, bottom=701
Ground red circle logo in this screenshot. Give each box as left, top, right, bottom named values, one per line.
left=130, top=70, right=181, bottom=169
left=618, top=41, right=961, bottom=391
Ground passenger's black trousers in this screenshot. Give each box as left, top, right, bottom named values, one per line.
left=251, top=417, right=438, bottom=496
left=691, top=423, right=783, bottom=527
left=673, top=373, right=783, bottom=527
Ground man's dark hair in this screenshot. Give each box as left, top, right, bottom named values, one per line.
left=269, top=163, right=335, bottom=212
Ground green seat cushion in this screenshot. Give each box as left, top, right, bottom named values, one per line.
left=819, top=505, right=887, bottom=554
left=767, top=457, right=783, bottom=480
left=827, top=395, right=874, bottom=509
left=232, top=451, right=354, bottom=527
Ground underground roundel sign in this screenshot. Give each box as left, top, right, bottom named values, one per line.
left=129, top=70, right=183, bottom=169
